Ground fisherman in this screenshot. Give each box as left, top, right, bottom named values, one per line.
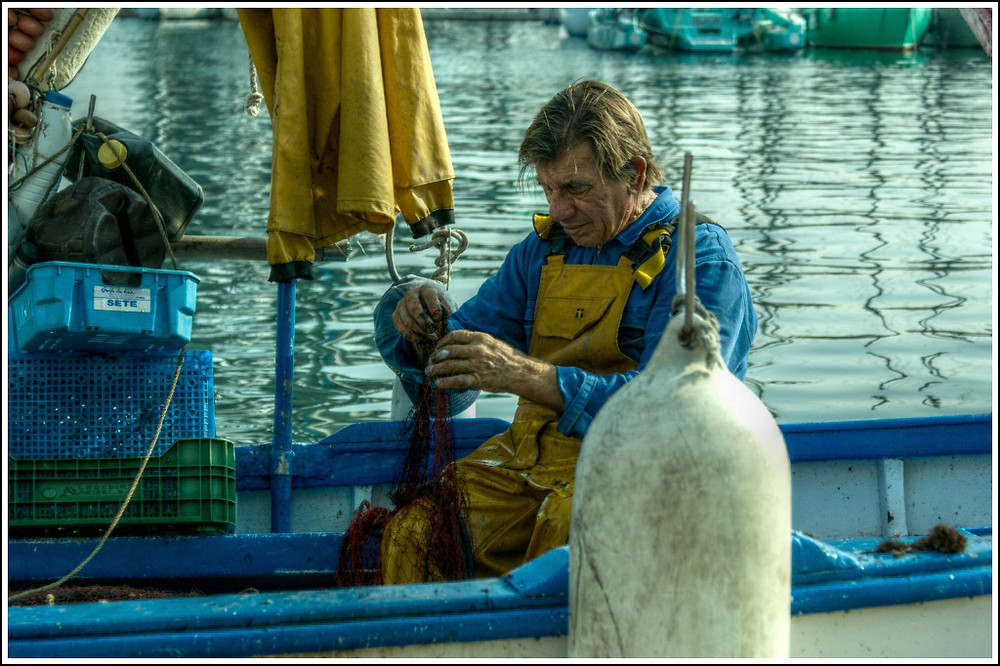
left=373, top=79, right=758, bottom=584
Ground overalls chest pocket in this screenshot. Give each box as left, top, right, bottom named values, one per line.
left=533, top=296, right=617, bottom=341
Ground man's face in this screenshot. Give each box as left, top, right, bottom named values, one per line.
left=536, top=142, right=641, bottom=248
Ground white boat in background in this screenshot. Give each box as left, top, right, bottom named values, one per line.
left=558, top=7, right=591, bottom=38
left=586, top=9, right=647, bottom=52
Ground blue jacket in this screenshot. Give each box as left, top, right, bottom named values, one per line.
left=375, top=186, right=758, bottom=439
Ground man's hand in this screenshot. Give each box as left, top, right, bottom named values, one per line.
left=392, top=284, right=452, bottom=350
left=426, top=329, right=565, bottom=413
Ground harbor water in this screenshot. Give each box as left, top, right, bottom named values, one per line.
left=58, top=16, right=994, bottom=446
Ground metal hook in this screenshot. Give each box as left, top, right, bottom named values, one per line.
left=385, top=219, right=401, bottom=282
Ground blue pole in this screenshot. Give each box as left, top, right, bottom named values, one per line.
left=271, top=279, right=296, bottom=533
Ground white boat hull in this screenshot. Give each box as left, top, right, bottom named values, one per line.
left=275, top=594, right=994, bottom=659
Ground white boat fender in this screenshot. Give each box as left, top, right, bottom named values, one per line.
left=569, top=294, right=791, bottom=657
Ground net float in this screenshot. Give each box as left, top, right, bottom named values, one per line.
left=8, top=28, right=35, bottom=52
left=8, top=44, right=25, bottom=65
left=27, top=8, right=55, bottom=22
left=9, top=122, right=32, bottom=143
left=13, top=107, right=37, bottom=128
left=16, top=13, right=47, bottom=37
left=8, top=79, right=30, bottom=108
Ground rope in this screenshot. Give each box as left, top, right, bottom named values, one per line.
left=6, top=124, right=82, bottom=192
left=409, top=227, right=469, bottom=286
left=244, top=54, right=264, bottom=117
left=7, top=347, right=188, bottom=605
left=7, top=108, right=191, bottom=603
left=7, top=121, right=180, bottom=271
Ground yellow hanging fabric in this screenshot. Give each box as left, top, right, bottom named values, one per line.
left=237, top=8, right=455, bottom=281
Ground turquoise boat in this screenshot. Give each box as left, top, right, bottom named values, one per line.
left=806, top=8, right=934, bottom=51
left=638, top=8, right=807, bottom=53
left=924, top=8, right=984, bottom=48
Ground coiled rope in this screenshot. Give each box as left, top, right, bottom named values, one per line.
left=408, top=227, right=469, bottom=286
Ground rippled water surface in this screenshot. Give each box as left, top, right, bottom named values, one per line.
left=60, top=16, right=994, bottom=445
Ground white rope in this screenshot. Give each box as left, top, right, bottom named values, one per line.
left=245, top=54, right=264, bottom=117
left=408, top=227, right=469, bottom=286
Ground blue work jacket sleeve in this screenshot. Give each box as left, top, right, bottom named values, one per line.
left=555, top=224, right=757, bottom=439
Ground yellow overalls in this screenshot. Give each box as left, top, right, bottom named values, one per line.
left=382, top=215, right=674, bottom=584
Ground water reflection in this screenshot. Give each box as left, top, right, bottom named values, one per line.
left=60, top=17, right=993, bottom=445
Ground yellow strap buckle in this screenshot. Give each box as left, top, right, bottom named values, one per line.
left=632, top=227, right=671, bottom=289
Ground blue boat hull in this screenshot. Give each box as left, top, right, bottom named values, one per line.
left=6, top=414, right=993, bottom=658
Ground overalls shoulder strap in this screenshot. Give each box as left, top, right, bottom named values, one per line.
left=623, top=212, right=724, bottom=289
left=533, top=212, right=724, bottom=289
left=533, top=213, right=570, bottom=258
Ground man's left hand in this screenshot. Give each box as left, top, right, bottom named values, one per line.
left=426, top=329, right=565, bottom=412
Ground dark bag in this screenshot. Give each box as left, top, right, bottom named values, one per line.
left=29, top=177, right=169, bottom=271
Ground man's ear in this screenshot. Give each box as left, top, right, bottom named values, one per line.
left=630, top=156, right=647, bottom=192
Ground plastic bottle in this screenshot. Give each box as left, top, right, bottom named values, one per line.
left=9, top=90, right=74, bottom=225
left=6, top=200, right=38, bottom=296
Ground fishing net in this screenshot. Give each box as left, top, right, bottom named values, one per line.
left=335, top=336, right=471, bottom=586
left=867, top=523, right=967, bottom=557
left=7, top=584, right=204, bottom=606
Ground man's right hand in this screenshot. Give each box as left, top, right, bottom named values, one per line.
left=391, top=284, right=452, bottom=350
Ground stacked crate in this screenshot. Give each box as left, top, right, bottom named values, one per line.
left=7, top=261, right=235, bottom=535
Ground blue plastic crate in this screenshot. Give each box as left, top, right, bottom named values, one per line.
left=7, top=350, right=216, bottom=459
left=8, top=261, right=200, bottom=353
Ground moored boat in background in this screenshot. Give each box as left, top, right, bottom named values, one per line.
left=806, top=7, right=934, bottom=51
left=957, top=7, right=993, bottom=59
left=639, top=7, right=757, bottom=52
left=745, top=7, right=808, bottom=53
left=637, top=7, right=806, bottom=53
left=585, top=8, right=647, bottom=52
left=558, top=7, right=591, bottom=38
left=923, top=7, right=984, bottom=49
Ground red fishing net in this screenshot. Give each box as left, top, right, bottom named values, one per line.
left=335, top=338, right=471, bottom=586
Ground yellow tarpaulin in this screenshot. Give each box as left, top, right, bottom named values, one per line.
left=237, top=8, right=455, bottom=281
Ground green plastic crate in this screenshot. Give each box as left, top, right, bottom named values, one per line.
left=8, top=438, right=235, bottom=536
